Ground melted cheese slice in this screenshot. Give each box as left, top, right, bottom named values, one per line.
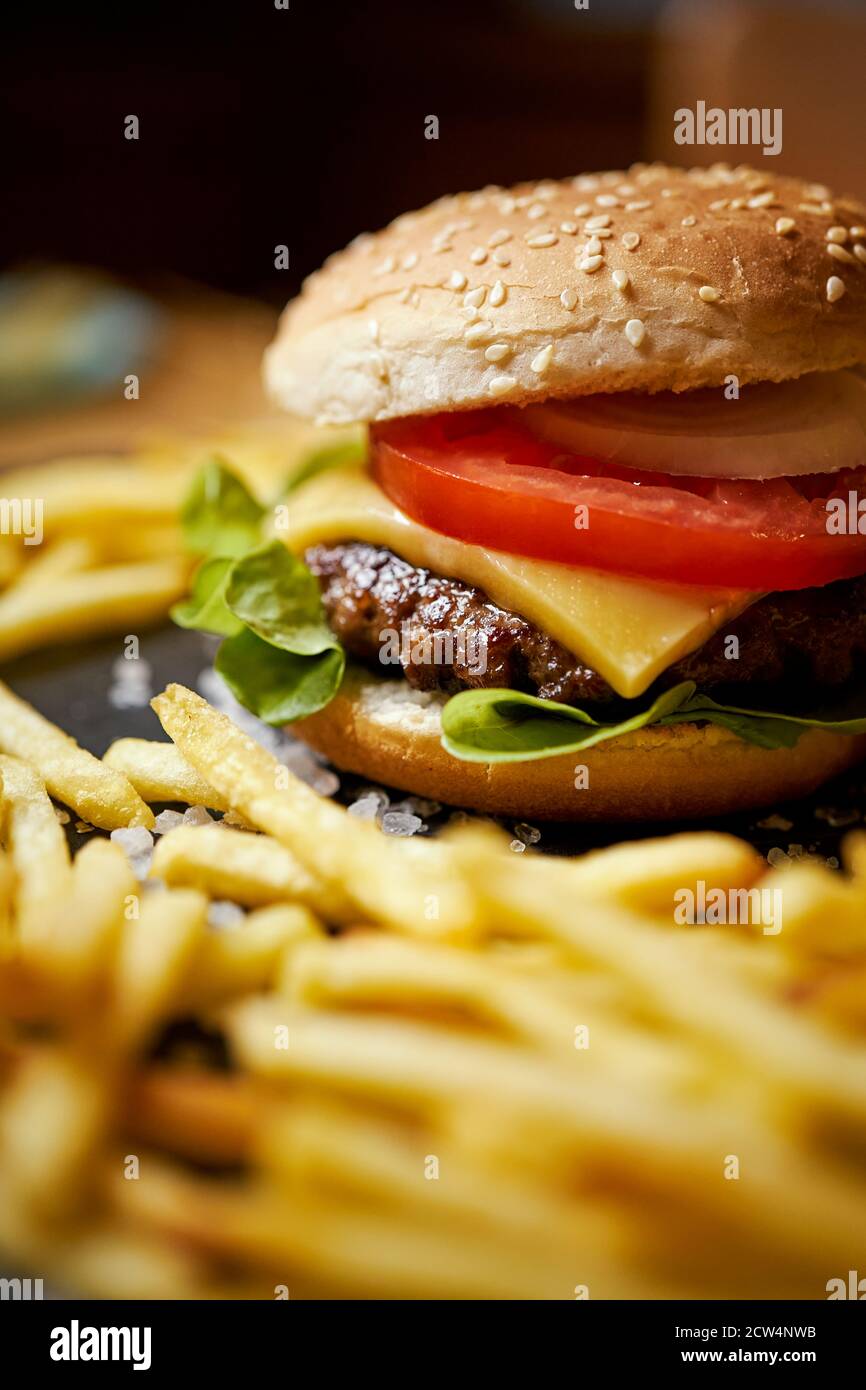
left=281, top=470, right=754, bottom=699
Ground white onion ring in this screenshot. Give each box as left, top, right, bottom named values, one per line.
left=518, top=368, right=866, bottom=479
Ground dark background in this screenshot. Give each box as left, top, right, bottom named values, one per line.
left=1, top=0, right=656, bottom=304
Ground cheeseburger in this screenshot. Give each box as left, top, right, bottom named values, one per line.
left=255, top=164, right=866, bottom=820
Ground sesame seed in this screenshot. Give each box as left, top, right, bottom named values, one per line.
left=596, top=194, right=619, bottom=208
left=585, top=235, right=603, bottom=256
left=578, top=254, right=604, bottom=273
left=560, top=287, right=578, bottom=310
left=828, top=243, right=857, bottom=264
left=826, top=226, right=848, bottom=244
left=775, top=217, right=796, bottom=236
left=660, top=188, right=673, bottom=198
left=729, top=197, right=746, bottom=210
left=373, top=255, right=396, bottom=276
left=616, top=184, right=636, bottom=197
left=698, top=285, right=721, bottom=302
left=585, top=214, right=612, bottom=230
left=492, top=249, right=511, bottom=266
left=432, top=243, right=453, bottom=255
left=573, top=203, right=593, bottom=217
left=827, top=276, right=846, bottom=303
left=798, top=203, right=824, bottom=215
left=488, top=374, right=517, bottom=398
left=850, top=226, right=866, bottom=239
left=485, top=343, right=512, bottom=363
left=530, top=344, right=554, bottom=374
left=612, top=270, right=629, bottom=291
left=488, top=228, right=512, bottom=248
left=625, top=319, right=646, bottom=347
left=708, top=199, right=729, bottom=212
left=525, top=232, right=558, bottom=248
left=681, top=215, right=697, bottom=227
left=854, top=245, right=866, bottom=265
left=470, top=247, right=488, bottom=265
left=489, top=279, right=507, bottom=307
left=465, top=320, right=493, bottom=345
left=593, top=228, right=614, bottom=239
left=527, top=202, right=547, bottom=220
left=625, top=200, right=652, bottom=211
left=747, top=191, right=777, bottom=209
left=621, top=232, right=641, bottom=251
left=368, top=320, right=379, bottom=341
left=560, top=221, right=578, bottom=235
left=397, top=287, right=411, bottom=303
left=462, top=307, right=480, bottom=324
left=464, top=286, right=487, bottom=308
left=401, top=251, right=419, bottom=270
left=448, top=270, right=468, bottom=291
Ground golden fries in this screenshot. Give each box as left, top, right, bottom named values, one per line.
left=0, top=680, right=153, bottom=830
left=104, top=739, right=230, bottom=811
left=0, top=681, right=866, bottom=1301
left=0, top=558, right=189, bottom=664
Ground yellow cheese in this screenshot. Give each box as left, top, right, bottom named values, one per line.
left=281, top=470, right=753, bottom=700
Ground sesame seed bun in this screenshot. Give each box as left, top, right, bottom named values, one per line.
left=293, top=670, right=866, bottom=822
left=264, top=163, right=866, bottom=425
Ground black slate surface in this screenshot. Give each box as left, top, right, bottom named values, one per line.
left=3, top=622, right=864, bottom=865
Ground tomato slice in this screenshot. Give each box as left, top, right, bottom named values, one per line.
left=371, top=410, right=866, bottom=591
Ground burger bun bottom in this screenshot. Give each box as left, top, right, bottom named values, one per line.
left=292, top=670, right=866, bottom=822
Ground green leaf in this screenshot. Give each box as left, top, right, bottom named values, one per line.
left=180, top=457, right=265, bottom=558
left=441, top=679, right=866, bottom=763
left=281, top=437, right=366, bottom=496
left=170, top=556, right=243, bottom=636
left=224, top=541, right=338, bottom=656
left=441, top=682, right=696, bottom=763
left=215, top=627, right=345, bottom=725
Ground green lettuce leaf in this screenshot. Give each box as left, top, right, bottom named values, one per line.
left=215, top=628, right=345, bottom=725
left=224, top=541, right=336, bottom=655
left=180, top=457, right=265, bottom=558
left=281, top=437, right=366, bottom=496
left=170, top=556, right=243, bottom=637
left=441, top=680, right=866, bottom=763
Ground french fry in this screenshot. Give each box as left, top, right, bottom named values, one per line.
left=186, top=903, right=322, bottom=1007
left=105, top=738, right=230, bottom=811
left=0, top=754, right=70, bottom=937
left=110, top=888, right=208, bottom=1053
left=9, top=535, right=98, bottom=594
left=151, top=823, right=345, bottom=916
left=0, top=558, right=189, bottom=664
left=0, top=680, right=153, bottom=830
left=151, top=684, right=480, bottom=937
left=19, top=837, right=135, bottom=994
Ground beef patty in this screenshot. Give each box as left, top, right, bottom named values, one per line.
left=306, top=541, right=866, bottom=708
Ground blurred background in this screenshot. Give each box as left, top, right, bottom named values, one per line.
left=1, top=0, right=864, bottom=461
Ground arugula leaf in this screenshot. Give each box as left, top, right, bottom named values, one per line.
left=281, top=437, right=366, bottom=497
left=224, top=541, right=337, bottom=655
left=441, top=680, right=866, bottom=763
left=180, top=457, right=265, bottom=558
left=170, top=556, right=243, bottom=637
left=215, top=627, right=345, bottom=724
left=441, top=683, right=695, bottom=763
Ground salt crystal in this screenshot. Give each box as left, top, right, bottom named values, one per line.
left=348, top=794, right=383, bottom=821
left=509, top=839, right=527, bottom=854
left=814, top=805, right=860, bottom=829
left=513, top=822, right=541, bottom=846
left=310, top=769, right=340, bottom=797
left=183, top=805, right=214, bottom=827
left=207, top=900, right=245, bottom=929
left=380, top=811, right=423, bottom=837
left=108, top=657, right=154, bottom=710
left=54, top=807, right=70, bottom=825
left=153, top=809, right=185, bottom=836
left=110, top=826, right=154, bottom=880
left=756, top=814, right=793, bottom=831
left=767, top=847, right=789, bottom=868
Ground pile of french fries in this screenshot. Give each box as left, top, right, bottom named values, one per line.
left=0, top=674, right=865, bottom=1298
left=0, top=425, right=329, bottom=664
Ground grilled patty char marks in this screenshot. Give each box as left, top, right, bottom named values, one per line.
left=306, top=541, right=866, bottom=706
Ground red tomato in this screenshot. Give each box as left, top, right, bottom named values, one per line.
left=371, top=410, right=866, bottom=591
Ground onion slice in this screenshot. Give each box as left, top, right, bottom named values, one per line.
left=518, top=368, right=866, bottom=479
